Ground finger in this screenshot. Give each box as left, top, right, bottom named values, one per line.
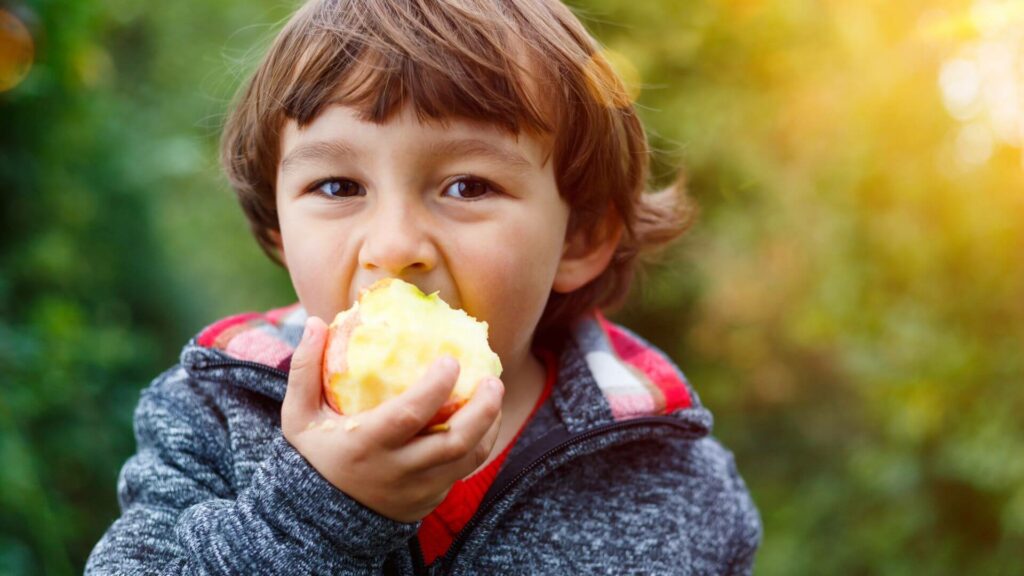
left=409, top=376, right=504, bottom=469
left=281, top=316, right=328, bottom=436
left=458, top=407, right=501, bottom=475
left=449, top=403, right=504, bottom=479
left=366, top=355, right=460, bottom=447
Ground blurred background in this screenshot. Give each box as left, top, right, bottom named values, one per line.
left=2, top=0, right=1023, bottom=573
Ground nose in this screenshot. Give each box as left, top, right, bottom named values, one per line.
left=357, top=195, right=437, bottom=277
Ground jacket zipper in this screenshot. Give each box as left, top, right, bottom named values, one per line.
left=197, top=358, right=289, bottom=381
left=415, top=416, right=699, bottom=575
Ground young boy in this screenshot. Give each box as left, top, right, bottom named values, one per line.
left=87, top=0, right=761, bottom=573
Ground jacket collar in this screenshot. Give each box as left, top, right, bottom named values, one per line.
left=179, top=304, right=711, bottom=436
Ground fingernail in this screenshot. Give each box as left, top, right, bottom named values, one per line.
left=489, top=378, right=504, bottom=395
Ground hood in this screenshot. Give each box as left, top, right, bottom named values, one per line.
left=178, top=304, right=712, bottom=436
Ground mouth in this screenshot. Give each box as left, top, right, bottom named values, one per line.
left=420, top=286, right=462, bottom=312
left=352, top=279, right=461, bottom=311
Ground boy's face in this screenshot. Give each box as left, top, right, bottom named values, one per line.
left=273, top=104, right=572, bottom=366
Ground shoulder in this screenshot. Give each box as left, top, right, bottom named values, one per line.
left=140, top=364, right=217, bottom=410
left=135, top=359, right=282, bottom=437
left=136, top=364, right=232, bottom=425
left=487, top=433, right=760, bottom=572
left=579, top=432, right=761, bottom=545
left=132, top=362, right=276, bottom=461
left=682, top=436, right=760, bottom=526
left=600, top=434, right=761, bottom=569
left=688, top=438, right=762, bottom=572
left=639, top=434, right=762, bottom=565
left=131, top=365, right=234, bottom=457
left=529, top=431, right=757, bottom=525
left=602, top=432, right=755, bottom=508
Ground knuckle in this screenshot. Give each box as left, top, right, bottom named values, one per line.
left=482, top=398, right=501, bottom=421
left=346, top=441, right=371, bottom=466
left=395, top=405, right=425, bottom=432
left=288, top=351, right=314, bottom=374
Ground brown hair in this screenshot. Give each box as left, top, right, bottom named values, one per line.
left=221, top=0, right=694, bottom=339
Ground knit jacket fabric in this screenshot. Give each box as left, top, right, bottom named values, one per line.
left=86, top=304, right=761, bottom=575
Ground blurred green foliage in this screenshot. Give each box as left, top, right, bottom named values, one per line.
left=2, top=0, right=1022, bottom=574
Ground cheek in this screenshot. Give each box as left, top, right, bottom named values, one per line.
left=280, top=218, right=350, bottom=319
left=490, top=271, right=553, bottom=353
left=458, top=231, right=562, bottom=357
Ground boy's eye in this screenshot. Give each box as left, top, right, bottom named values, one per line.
left=443, top=177, right=496, bottom=201
left=308, top=177, right=496, bottom=200
left=312, top=178, right=364, bottom=198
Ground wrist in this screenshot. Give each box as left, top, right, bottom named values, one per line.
left=260, top=435, right=420, bottom=558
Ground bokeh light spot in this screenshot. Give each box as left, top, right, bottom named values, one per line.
left=937, top=0, right=1024, bottom=168
left=955, top=122, right=994, bottom=167
left=0, top=9, right=33, bottom=92
left=940, top=58, right=981, bottom=120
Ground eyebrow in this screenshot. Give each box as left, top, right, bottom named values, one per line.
left=278, top=137, right=533, bottom=174
left=279, top=140, right=357, bottom=174
left=427, top=138, right=533, bottom=171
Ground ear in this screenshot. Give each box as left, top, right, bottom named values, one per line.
left=268, top=229, right=287, bottom=267
left=552, top=208, right=624, bottom=294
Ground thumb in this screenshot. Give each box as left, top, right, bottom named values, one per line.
left=281, top=316, right=328, bottom=435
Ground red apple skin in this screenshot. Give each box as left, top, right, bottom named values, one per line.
left=322, top=309, right=359, bottom=414
left=425, top=397, right=466, bottom=428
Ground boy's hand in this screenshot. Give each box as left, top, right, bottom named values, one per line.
left=281, top=317, right=505, bottom=523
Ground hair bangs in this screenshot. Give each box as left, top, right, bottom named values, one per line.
left=280, top=1, right=556, bottom=136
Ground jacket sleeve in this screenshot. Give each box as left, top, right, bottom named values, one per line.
left=723, top=451, right=762, bottom=576
left=85, top=370, right=418, bottom=575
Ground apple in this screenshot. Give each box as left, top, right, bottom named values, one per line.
left=321, top=278, right=502, bottom=427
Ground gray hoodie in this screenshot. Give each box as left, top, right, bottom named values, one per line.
left=86, top=305, right=761, bottom=575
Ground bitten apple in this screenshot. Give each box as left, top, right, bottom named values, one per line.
left=321, top=278, right=503, bottom=427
